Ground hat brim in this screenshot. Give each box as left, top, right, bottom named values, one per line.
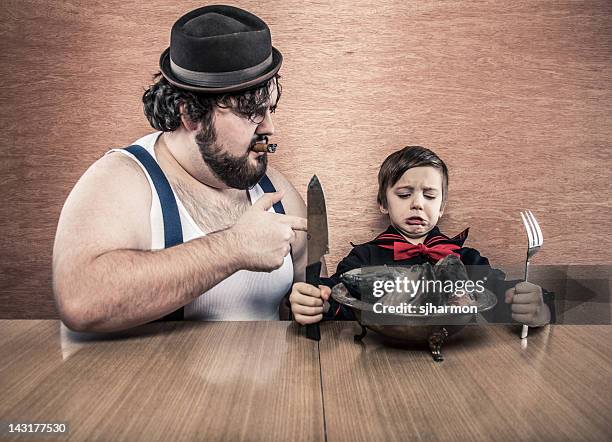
left=159, top=47, right=282, bottom=94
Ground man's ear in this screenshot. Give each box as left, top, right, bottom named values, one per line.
left=439, top=200, right=446, bottom=218
left=179, top=103, right=199, bottom=132
left=379, top=203, right=388, bottom=215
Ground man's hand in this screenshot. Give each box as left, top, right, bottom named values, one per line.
left=230, top=191, right=307, bottom=272
left=505, top=281, right=551, bottom=326
left=290, top=282, right=331, bottom=325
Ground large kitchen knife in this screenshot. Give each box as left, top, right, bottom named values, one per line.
left=305, top=175, right=329, bottom=341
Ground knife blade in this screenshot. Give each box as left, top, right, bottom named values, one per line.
left=305, top=175, right=329, bottom=341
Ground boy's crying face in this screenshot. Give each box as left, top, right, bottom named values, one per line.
left=380, top=166, right=445, bottom=242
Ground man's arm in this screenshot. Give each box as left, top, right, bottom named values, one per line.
left=53, top=154, right=304, bottom=332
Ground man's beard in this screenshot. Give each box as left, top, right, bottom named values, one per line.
left=196, top=124, right=267, bottom=190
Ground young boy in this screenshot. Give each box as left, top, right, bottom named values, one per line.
left=290, top=146, right=553, bottom=326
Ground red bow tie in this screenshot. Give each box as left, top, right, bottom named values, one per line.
left=373, top=228, right=469, bottom=262
left=392, top=241, right=460, bottom=261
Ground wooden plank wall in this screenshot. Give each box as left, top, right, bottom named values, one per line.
left=1, top=1, right=610, bottom=318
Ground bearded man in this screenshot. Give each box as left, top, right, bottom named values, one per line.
left=52, top=5, right=309, bottom=332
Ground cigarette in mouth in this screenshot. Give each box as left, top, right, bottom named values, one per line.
left=251, top=136, right=277, bottom=153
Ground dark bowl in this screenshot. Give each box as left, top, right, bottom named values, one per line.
left=331, top=266, right=498, bottom=356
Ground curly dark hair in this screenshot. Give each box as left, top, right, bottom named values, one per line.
left=142, top=73, right=282, bottom=132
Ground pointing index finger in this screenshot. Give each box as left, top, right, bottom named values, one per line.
left=275, top=214, right=307, bottom=231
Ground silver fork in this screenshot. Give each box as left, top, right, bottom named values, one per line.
left=519, top=210, right=543, bottom=338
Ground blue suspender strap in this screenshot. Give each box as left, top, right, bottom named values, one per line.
left=257, top=174, right=285, bottom=214
left=124, top=145, right=184, bottom=321
left=125, top=145, right=183, bottom=248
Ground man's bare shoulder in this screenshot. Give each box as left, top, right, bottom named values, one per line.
left=71, top=152, right=152, bottom=222
left=89, top=151, right=151, bottom=185
left=55, top=151, right=153, bottom=258
left=265, top=166, right=305, bottom=217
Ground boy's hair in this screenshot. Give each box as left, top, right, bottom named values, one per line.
left=377, top=146, right=449, bottom=208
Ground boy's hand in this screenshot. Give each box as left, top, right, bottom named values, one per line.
left=504, top=281, right=551, bottom=326
left=289, top=282, right=331, bottom=325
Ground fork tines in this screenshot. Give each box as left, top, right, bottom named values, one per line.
left=520, top=210, right=543, bottom=250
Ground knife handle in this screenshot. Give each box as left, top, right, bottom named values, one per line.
left=305, top=261, right=322, bottom=341
left=306, top=323, right=321, bottom=341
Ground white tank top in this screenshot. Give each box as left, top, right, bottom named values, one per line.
left=106, top=132, right=293, bottom=320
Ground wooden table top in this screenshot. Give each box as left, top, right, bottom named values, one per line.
left=1, top=320, right=610, bottom=441
left=320, top=323, right=612, bottom=442
left=0, top=321, right=323, bottom=442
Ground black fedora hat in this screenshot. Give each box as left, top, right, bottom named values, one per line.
left=159, top=5, right=283, bottom=93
